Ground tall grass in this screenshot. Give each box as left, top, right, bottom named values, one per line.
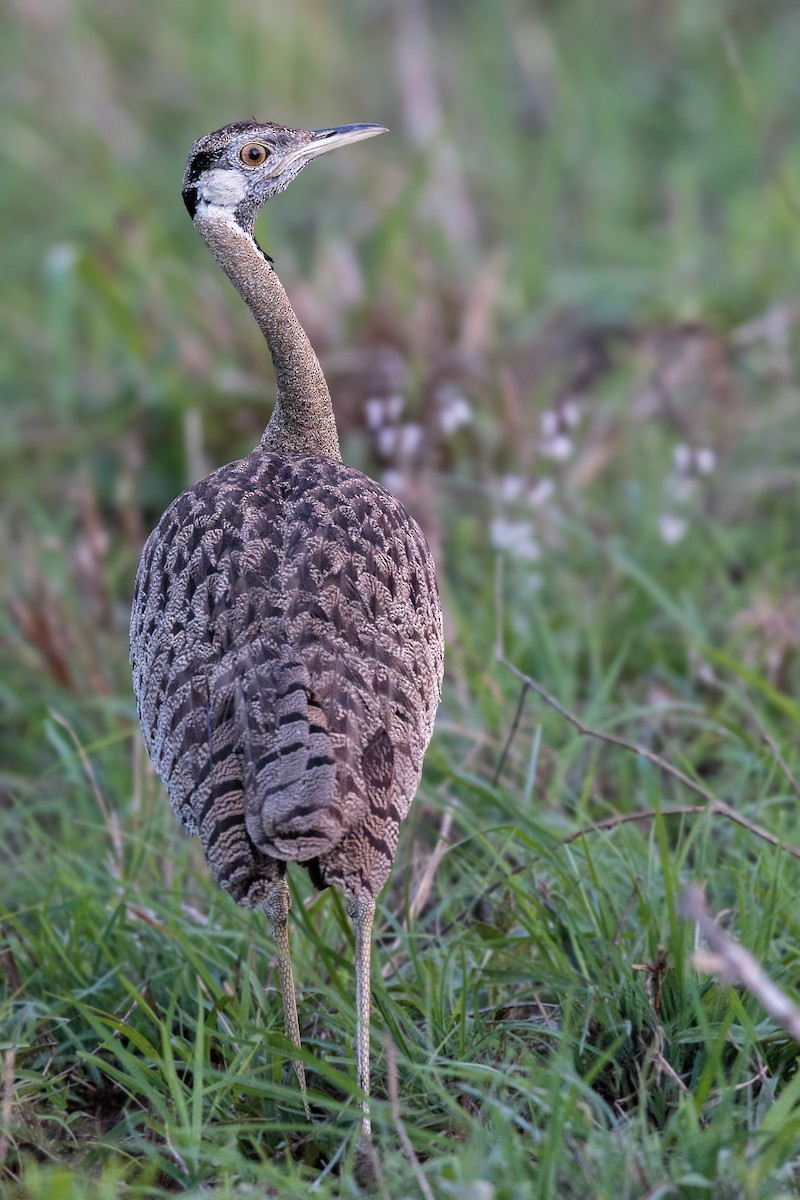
left=2, top=0, right=800, bottom=1195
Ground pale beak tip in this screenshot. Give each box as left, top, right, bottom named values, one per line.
left=301, top=122, right=389, bottom=163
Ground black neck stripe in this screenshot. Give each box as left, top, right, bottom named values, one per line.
left=182, top=187, right=199, bottom=219
left=185, top=149, right=217, bottom=186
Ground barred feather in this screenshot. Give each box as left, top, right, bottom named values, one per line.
left=130, top=451, right=443, bottom=908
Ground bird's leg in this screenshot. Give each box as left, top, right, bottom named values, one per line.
left=347, top=891, right=376, bottom=1140
left=263, top=878, right=310, bottom=1120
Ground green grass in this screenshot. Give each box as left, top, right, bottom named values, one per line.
left=3, top=0, right=800, bottom=1195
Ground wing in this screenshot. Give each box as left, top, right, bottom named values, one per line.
left=131, top=451, right=443, bottom=887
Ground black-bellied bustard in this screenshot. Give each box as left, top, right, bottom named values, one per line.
left=129, top=120, right=444, bottom=1139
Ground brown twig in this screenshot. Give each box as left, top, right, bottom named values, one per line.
left=493, top=681, right=530, bottom=785
left=385, top=1036, right=435, bottom=1200
left=0, top=1048, right=15, bottom=1166
left=440, top=569, right=800, bottom=943
left=682, top=886, right=800, bottom=1043
left=564, top=807, right=708, bottom=843
left=408, top=807, right=454, bottom=928
left=496, top=660, right=800, bottom=862
left=438, top=795, right=800, bottom=942
left=731, top=1054, right=770, bottom=1092
left=648, top=1023, right=689, bottom=1093
left=475, top=999, right=559, bottom=1023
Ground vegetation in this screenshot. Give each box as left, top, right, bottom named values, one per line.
left=3, top=0, right=800, bottom=1195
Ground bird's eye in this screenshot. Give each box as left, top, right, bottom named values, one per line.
left=240, top=142, right=270, bottom=167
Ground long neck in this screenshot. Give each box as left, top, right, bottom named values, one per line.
left=193, top=207, right=341, bottom=460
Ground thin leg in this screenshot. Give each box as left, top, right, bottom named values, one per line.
left=348, top=891, right=376, bottom=1140
left=263, top=878, right=310, bottom=1120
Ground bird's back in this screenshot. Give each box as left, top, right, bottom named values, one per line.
left=130, top=451, right=443, bottom=907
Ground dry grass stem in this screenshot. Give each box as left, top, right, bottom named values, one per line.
left=493, top=680, right=531, bottom=785
left=497, top=657, right=800, bottom=861
left=385, top=1036, right=435, bottom=1200
left=0, top=1048, right=15, bottom=1166
left=407, top=806, right=454, bottom=927
left=648, top=1025, right=689, bottom=1092
left=494, top=560, right=800, bottom=861
left=565, top=807, right=711, bottom=842
left=683, top=886, right=800, bottom=1043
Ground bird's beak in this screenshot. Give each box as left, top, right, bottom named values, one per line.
left=268, top=123, right=387, bottom=176
left=308, top=123, right=388, bottom=153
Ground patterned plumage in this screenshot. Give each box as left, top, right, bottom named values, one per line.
left=129, top=118, right=443, bottom=1139
left=131, top=454, right=442, bottom=904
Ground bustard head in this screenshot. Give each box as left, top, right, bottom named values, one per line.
left=182, top=119, right=386, bottom=232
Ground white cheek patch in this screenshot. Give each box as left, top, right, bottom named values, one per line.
left=194, top=201, right=243, bottom=232
left=198, top=168, right=247, bottom=208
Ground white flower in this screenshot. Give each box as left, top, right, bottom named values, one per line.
left=397, top=423, right=423, bottom=457
left=382, top=469, right=405, bottom=493
left=385, top=393, right=405, bottom=421
left=528, top=478, right=555, bottom=508
left=659, top=513, right=687, bottom=545
left=376, top=426, right=398, bottom=456
left=540, top=409, right=559, bottom=437
left=490, top=518, right=541, bottom=561
left=364, top=398, right=386, bottom=430
left=437, top=384, right=472, bottom=435
left=695, top=447, right=717, bottom=475
left=561, top=399, right=581, bottom=428
left=540, top=435, right=573, bottom=461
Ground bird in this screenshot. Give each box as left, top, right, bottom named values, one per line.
left=129, top=119, right=444, bottom=1139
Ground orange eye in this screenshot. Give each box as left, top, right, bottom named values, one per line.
left=240, top=142, right=270, bottom=167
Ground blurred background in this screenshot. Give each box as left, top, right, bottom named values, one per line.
left=4, top=0, right=800, bottom=916
left=2, top=0, right=800, bottom=1190
left=3, top=0, right=799, bottom=786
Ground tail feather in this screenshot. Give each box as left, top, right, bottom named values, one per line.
left=231, top=645, right=340, bottom=861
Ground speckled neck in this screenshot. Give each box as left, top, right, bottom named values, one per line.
left=193, top=207, right=342, bottom=461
